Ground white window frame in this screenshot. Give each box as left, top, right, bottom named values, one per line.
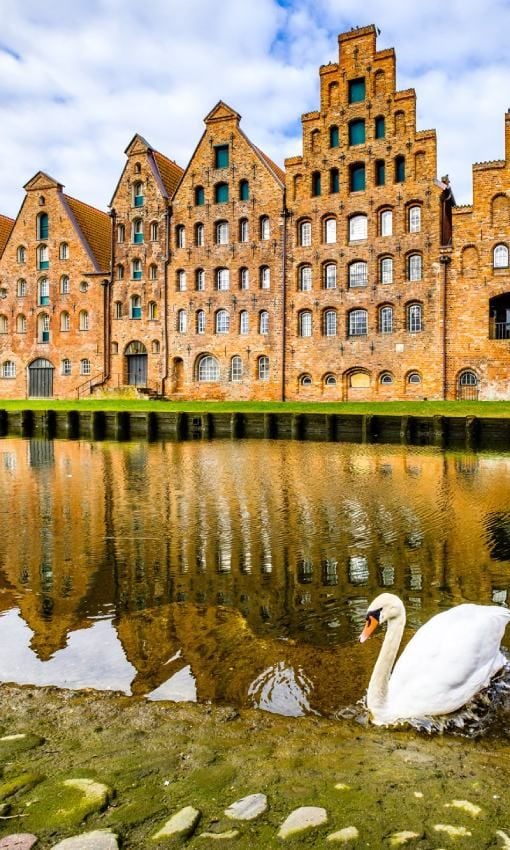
left=324, top=310, right=337, bottom=337
left=408, top=254, right=422, bottom=281
left=216, top=268, right=230, bottom=291
left=259, top=311, right=269, bottom=335
left=216, top=221, right=229, bottom=245
left=380, top=210, right=393, bottom=237
left=380, top=257, right=393, bottom=284
left=240, top=311, right=249, bottom=334
left=299, top=265, right=312, bottom=291
left=349, top=309, right=368, bottom=336
left=216, top=309, right=230, bottom=334
left=260, top=266, right=270, bottom=290
left=349, top=215, right=367, bottom=241
left=325, top=218, right=337, bottom=244
left=408, top=205, right=421, bottom=233
left=177, top=309, right=187, bottom=333
left=299, top=311, right=312, bottom=337
left=299, top=221, right=312, bottom=247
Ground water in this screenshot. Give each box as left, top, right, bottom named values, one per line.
left=1, top=437, right=510, bottom=724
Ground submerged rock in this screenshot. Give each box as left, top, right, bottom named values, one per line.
left=224, top=793, right=267, bottom=820
left=50, top=830, right=119, bottom=849
left=152, top=806, right=201, bottom=840
left=0, top=836, right=39, bottom=850
left=278, top=806, right=328, bottom=839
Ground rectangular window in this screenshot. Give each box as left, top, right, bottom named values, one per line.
left=375, top=161, right=385, bottom=186
left=325, top=219, right=337, bottom=244
left=349, top=120, right=365, bottom=146
left=350, top=164, right=365, bottom=192
left=215, top=145, right=229, bottom=168
left=348, top=78, right=365, bottom=103
left=375, top=116, right=385, bottom=139
left=330, top=168, right=339, bottom=194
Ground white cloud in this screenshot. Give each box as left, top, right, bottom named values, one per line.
left=1, top=0, right=509, bottom=214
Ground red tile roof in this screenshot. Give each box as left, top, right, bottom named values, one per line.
left=64, top=195, right=111, bottom=272
left=253, top=145, right=285, bottom=184
left=0, top=214, right=15, bottom=257
left=153, top=151, right=184, bottom=198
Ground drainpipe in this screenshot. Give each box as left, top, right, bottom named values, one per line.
left=104, top=207, right=116, bottom=382
left=439, top=254, right=451, bottom=400
left=161, top=204, right=171, bottom=397
left=281, top=191, right=288, bottom=402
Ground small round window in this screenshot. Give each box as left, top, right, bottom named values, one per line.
left=324, top=374, right=337, bottom=386
left=79, top=281, right=89, bottom=293
left=408, top=372, right=421, bottom=384
left=300, top=374, right=312, bottom=386
left=380, top=372, right=393, bottom=385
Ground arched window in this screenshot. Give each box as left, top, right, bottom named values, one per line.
left=216, top=268, right=230, bottom=291
left=176, top=224, right=185, bottom=248
left=258, top=356, right=270, bottom=381
left=133, top=181, right=144, bottom=207
left=216, top=220, right=229, bottom=245
left=379, top=305, right=393, bottom=334
left=324, top=217, right=337, bottom=244
left=349, top=214, right=367, bottom=241
left=408, top=205, right=421, bottom=233
left=298, top=310, right=312, bottom=337
left=299, top=374, right=312, bottom=386
left=259, top=311, right=269, bottom=335
left=380, top=257, right=393, bottom=284
left=151, top=340, right=160, bottom=354
left=299, top=220, right=312, bottom=247
left=196, top=310, right=206, bottom=334
left=195, top=269, right=205, bottom=291
left=259, top=266, right=270, bottom=289
left=149, top=264, right=158, bottom=280
left=348, top=309, right=368, bottom=336
left=239, top=179, right=250, bottom=201
left=0, top=315, right=7, bottom=334
left=17, top=279, right=27, bottom=297
left=150, top=221, right=159, bottom=241
left=350, top=163, right=365, bottom=192
left=216, top=309, right=230, bottom=334
left=493, top=244, right=509, bottom=268
left=37, top=244, right=49, bottom=270
left=62, top=359, right=72, bottom=376
left=230, top=355, right=243, bottom=382
left=380, top=209, right=393, bottom=236
left=407, top=303, right=423, bottom=332
left=239, top=218, right=249, bottom=243
left=323, top=309, right=337, bottom=337
left=116, top=264, right=124, bottom=281
left=299, top=265, right=312, bottom=291
left=195, top=186, right=205, bottom=206
left=395, top=155, right=406, bottom=183
left=59, top=242, right=69, bottom=259
left=117, top=224, right=125, bottom=243
left=2, top=361, right=16, bottom=378
left=130, top=295, right=142, bottom=319
left=38, top=277, right=49, bottom=306
left=330, top=168, right=339, bottom=194
left=195, top=223, right=204, bottom=246
left=80, top=359, right=91, bottom=376
left=114, top=301, right=122, bottom=319
left=375, top=160, right=385, bottom=186
left=459, top=370, right=478, bottom=386
left=16, top=314, right=26, bottom=334
left=148, top=301, right=158, bottom=320
left=324, top=374, right=337, bottom=387
left=375, top=116, right=385, bottom=139
left=349, top=119, right=365, bottom=146
left=60, top=311, right=70, bottom=332
left=324, top=263, right=337, bottom=289
left=130, top=219, right=142, bottom=245
left=37, top=212, right=49, bottom=240
left=240, top=310, right=249, bottom=334
left=349, top=261, right=368, bottom=288
left=311, top=129, right=320, bottom=151
left=215, top=182, right=229, bottom=204
left=380, top=372, right=393, bottom=385
left=177, top=309, right=187, bottom=333
left=329, top=125, right=339, bottom=148
left=58, top=275, right=69, bottom=294
left=79, top=310, right=89, bottom=331
left=198, top=355, right=220, bottom=382
left=17, top=246, right=26, bottom=264
left=407, top=372, right=422, bottom=385
left=260, top=216, right=270, bottom=240
left=239, top=267, right=249, bottom=290
left=311, top=171, right=321, bottom=197
left=408, top=254, right=422, bottom=281
left=132, top=258, right=142, bottom=280
left=38, top=313, right=50, bottom=343
left=177, top=269, right=186, bottom=291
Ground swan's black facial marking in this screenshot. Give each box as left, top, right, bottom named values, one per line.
left=367, top=607, right=382, bottom=622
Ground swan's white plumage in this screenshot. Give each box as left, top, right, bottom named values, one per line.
left=361, top=594, right=510, bottom=725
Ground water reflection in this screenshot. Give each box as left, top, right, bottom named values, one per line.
left=0, top=437, right=509, bottom=718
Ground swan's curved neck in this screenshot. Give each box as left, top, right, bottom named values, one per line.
left=367, top=608, right=406, bottom=715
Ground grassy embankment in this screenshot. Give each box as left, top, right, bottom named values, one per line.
left=1, top=398, right=510, bottom=416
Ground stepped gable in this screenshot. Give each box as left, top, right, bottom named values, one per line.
left=0, top=214, right=14, bottom=256
left=64, top=195, right=111, bottom=273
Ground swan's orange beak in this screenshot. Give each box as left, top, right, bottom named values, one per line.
left=359, top=614, right=379, bottom=643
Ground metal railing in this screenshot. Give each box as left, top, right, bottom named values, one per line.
left=490, top=321, right=510, bottom=340
left=76, top=373, right=104, bottom=399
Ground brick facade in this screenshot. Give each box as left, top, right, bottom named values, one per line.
left=0, top=24, right=507, bottom=402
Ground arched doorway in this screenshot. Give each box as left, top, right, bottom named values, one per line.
left=125, top=341, right=147, bottom=387
left=457, top=369, right=479, bottom=401
left=344, top=369, right=371, bottom=401
left=28, top=358, right=54, bottom=398
left=172, top=357, right=184, bottom=392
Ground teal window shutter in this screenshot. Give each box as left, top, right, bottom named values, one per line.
left=38, top=213, right=49, bottom=240
left=239, top=180, right=249, bottom=201
left=330, top=168, right=339, bottom=194
left=195, top=186, right=205, bottom=206
left=375, top=160, right=385, bottom=186
left=134, top=195, right=144, bottom=208
left=329, top=126, right=339, bottom=148
left=311, top=171, right=321, bottom=197
left=350, top=164, right=365, bottom=192
left=348, top=78, right=365, bottom=103
left=215, top=183, right=229, bottom=203
left=375, top=116, right=385, bottom=139
left=349, top=120, right=365, bottom=145
left=215, top=145, right=229, bottom=168
left=395, top=156, right=405, bottom=182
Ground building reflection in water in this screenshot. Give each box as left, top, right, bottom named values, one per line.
left=0, top=438, right=509, bottom=716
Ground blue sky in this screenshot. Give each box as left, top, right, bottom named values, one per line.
left=2, top=0, right=510, bottom=215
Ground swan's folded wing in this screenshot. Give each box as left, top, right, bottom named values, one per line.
left=387, top=605, right=510, bottom=718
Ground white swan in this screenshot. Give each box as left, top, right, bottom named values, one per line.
left=359, top=592, right=510, bottom=726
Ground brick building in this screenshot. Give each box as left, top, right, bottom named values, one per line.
left=0, top=24, right=508, bottom=402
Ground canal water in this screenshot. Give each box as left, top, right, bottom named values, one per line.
left=0, top=437, right=509, bottom=723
